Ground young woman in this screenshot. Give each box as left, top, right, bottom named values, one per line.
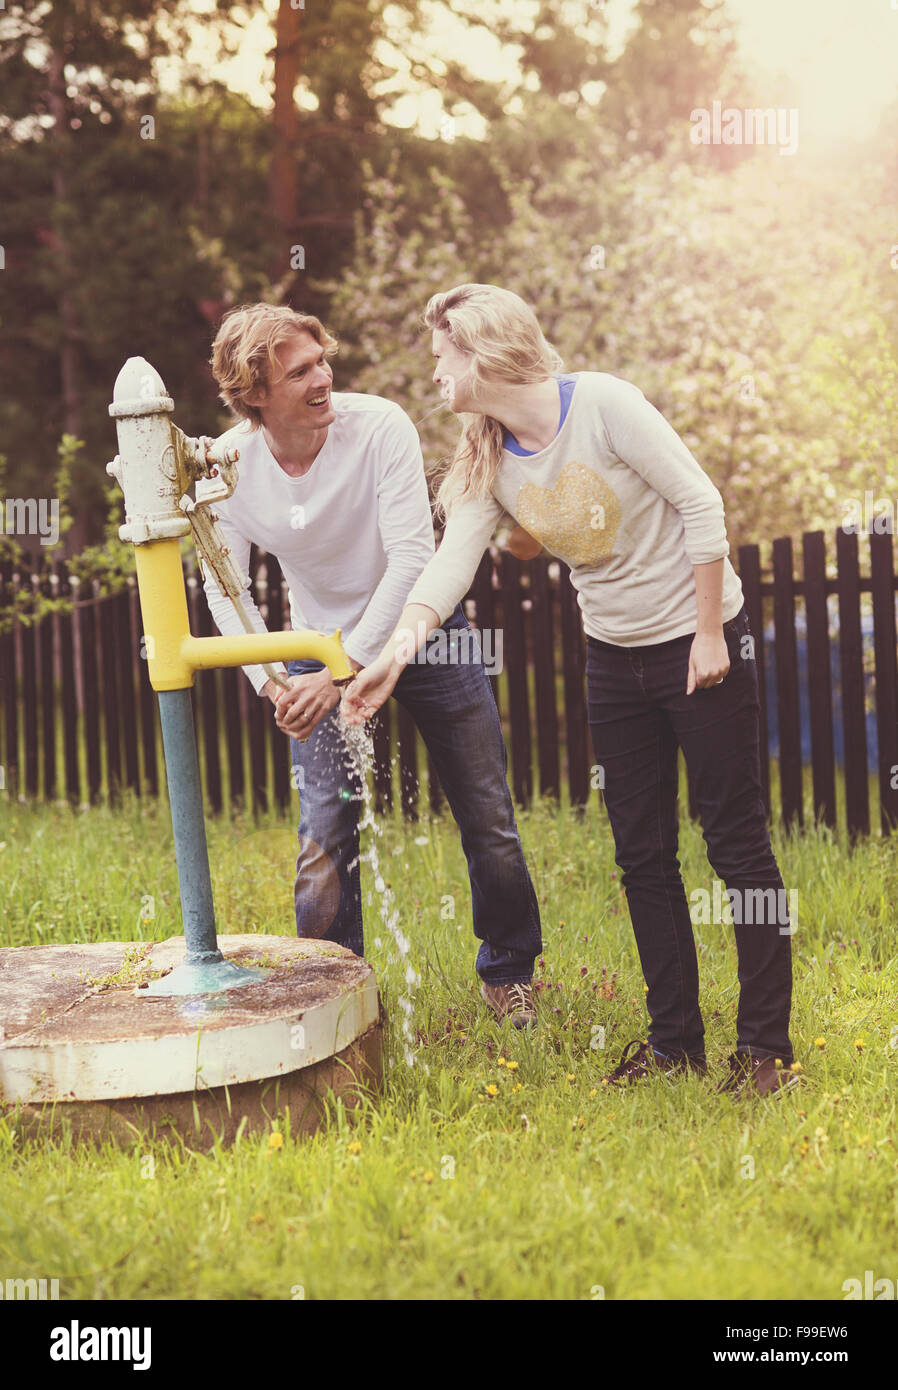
left=342, top=283, right=795, bottom=1095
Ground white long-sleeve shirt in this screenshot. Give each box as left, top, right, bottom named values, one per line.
left=202, top=393, right=436, bottom=693
left=406, top=371, right=744, bottom=646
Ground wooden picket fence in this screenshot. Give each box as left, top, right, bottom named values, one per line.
left=1, top=527, right=896, bottom=839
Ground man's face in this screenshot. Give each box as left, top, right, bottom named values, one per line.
left=431, top=327, right=475, bottom=413
left=249, top=330, right=336, bottom=430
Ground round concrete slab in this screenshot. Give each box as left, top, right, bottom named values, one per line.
left=0, top=935, right=382, bottom=1147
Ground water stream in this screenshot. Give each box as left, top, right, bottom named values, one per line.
left=334, top=710, right=424, bottom=1070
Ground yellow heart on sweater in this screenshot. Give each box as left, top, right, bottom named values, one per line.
left=516, top=462, right=621, bottom=567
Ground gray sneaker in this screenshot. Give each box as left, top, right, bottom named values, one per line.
left=480, top=981, right=537, bottom=1029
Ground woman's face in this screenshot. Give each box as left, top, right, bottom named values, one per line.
left=431, top=327, right=476, bottom=413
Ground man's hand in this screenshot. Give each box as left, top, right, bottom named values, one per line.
left=272, top=669, right=341, bottom=739
left=686, top=631, right=730, bottom=694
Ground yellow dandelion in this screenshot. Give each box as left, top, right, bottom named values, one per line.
left=505, top=1060, right=519, bottom=1071
left=858, top=1134, right=872, bottom=1146
left=566, top=1072, right=576, bottom=1082
left=814, top=1037, right=826, bottom=1049
left=854, top=1038, right=865, bottom=1051
left=497, top=1056, right=506, bottom=1067
left=486, top=1083, right=499, bottom=1096
left=268, top=1132, right=284, bottom=1150
left=347, top=1140, right=362, bottom=1155
left=423, top=1170, right=434, bottom=1184
left=790, top=1061, right=803, bottom=1074
left=251, top=1212, right=265, bottom=1224
left=589, top=1087, right=598, bottom=1098
left=476, top=1093, right=485, bottom=1101
left=511, top=1082, right=523, bottom=1094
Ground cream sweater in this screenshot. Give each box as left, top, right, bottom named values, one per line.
left=406, top=372, right=744, bottom=646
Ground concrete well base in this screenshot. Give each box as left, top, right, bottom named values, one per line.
left=0, top=934, right=382, bottom=1149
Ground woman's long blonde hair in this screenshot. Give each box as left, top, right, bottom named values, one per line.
left=424, top=284, right=563, bottom=521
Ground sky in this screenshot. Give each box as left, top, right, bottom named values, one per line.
left=730, top=0, right=898, bottom=146
left=164, top=0, right=898, bottom=152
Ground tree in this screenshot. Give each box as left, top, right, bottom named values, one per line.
left=0, top=0, right=241, bottom=550
left=597, top=0, right=748, bottom=167
left=331, top=140, right=898, bottom=558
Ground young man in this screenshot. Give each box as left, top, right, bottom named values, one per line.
left=203, top=303, right=542, bottom=1027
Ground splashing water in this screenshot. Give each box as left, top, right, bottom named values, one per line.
left=335, top=708, right=424, bottom=1070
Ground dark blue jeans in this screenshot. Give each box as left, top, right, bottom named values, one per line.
left=585, top=605, right=793, bottom=1062
left=286, top=603, right=542, bottom=985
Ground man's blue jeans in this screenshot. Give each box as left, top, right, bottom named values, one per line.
left=287, top=603, right=542, bottom=985
left=585, top=604, right=794, bottom=1062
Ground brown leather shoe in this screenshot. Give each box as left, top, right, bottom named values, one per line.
left=480, top=981, right=537, bottom=1029
left=717, top=1051, right=799, bottom=1096
left=602, top=1039, right=708, bottom=1086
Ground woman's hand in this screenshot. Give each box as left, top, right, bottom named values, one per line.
left=341, top=653, right=403, bottom=725
left=505, top=524, right=543, bottom=560
left=686, top=631, right=730, bottom=694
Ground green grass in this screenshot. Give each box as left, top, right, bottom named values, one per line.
left=0, top=788, right=896, bottom=1300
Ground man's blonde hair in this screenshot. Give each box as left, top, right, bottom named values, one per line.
left=424, top=284, right=562, bottom=520
left=210, top=303, right=339, bottom=428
